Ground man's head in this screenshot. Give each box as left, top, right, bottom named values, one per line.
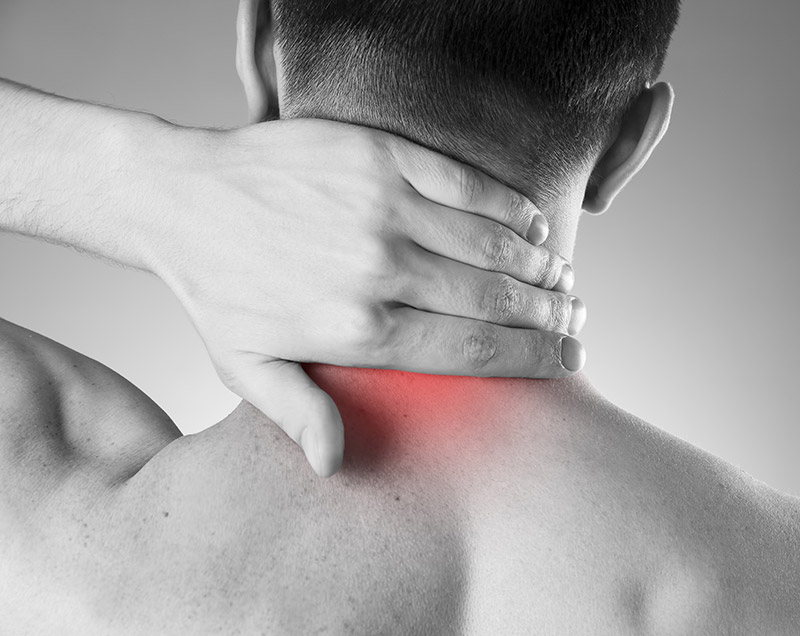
left=236, top=0, right=679, bottom=231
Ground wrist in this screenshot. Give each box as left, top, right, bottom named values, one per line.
left=121, top=118, right=225, bottom=284
left=79, top=106, right=218, bottom=279
left=103, top=108, right=185, bottom=274
left=0, top=81, right=180, bottom=273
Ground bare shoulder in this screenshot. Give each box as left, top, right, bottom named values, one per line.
left=93, top=409, right=470, bottom=636
left=0, top=318, right=185, bottom=635
left=458, top=379, right=800, bottom=635
left=578, top=393, right=800, bottom=634
left=0, top=318, right=181, bottom=487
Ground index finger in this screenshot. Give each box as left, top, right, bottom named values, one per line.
left=376, top=306, right=585, bottom=378
left=387, top=136, right=549, bottom=244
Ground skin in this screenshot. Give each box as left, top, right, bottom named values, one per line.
left=2, top=328, right=798, bottom=634
left=0, top=76, right=583, bottom=479
left=1, top=5, right=798, bottom=632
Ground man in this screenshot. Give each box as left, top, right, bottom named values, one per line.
left=2, top=1, right=798, bottom=634
left=0, top=49, right=581, bottom=478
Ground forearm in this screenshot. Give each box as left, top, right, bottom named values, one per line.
left=0, top=78, right=165, bottom=271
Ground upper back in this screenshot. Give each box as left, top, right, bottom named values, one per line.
left=1, top=334, right=798, bottom=635
left=97, top=369, right=800, bottom=635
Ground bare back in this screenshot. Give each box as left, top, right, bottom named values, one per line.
left=1, top=324, right=798, bottom=635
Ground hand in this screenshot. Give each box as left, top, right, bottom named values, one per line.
left=137, top=118, right=586, bottom=476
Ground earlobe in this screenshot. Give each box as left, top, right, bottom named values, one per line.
left=583, top=82, right=674, bottom=215
left=236, top=0, right=278, bottom=123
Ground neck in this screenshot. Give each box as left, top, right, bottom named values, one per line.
left=276, top=93, right=588, bottom=261
left=522, top=185, right=584, bottom=262
left=297, top=363, right=595, bottom=473
left=454, top=154, right=587, bottom=262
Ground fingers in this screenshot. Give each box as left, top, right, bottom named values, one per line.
left=382, top=307, right=585, bottom=378
left=231, top=357, right=345, bottom=477
left=399, top=247, right=586, bottom=336
left=389, top=136, right=548, bottom=242
left=402, top=200, right=574, bottom=292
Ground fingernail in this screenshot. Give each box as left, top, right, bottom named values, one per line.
left=555, top=263, right=575, bottom=293
left=560, top=336, right=585, bottom=372
left=568, top=296, right=586, bottom=336
left=529, top=213, right=549, bottom=245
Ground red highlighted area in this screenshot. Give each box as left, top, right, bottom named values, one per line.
left=302, top=363, right=532, bottom=462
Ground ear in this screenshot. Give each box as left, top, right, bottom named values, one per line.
left=583, top=82, right=674, bottom=215
left=236, top=0, right=279, bottom=122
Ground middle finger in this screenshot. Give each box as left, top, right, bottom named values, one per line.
left=398, top=245, right=586, bottom=335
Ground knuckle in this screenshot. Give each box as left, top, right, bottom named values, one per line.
left=506, top=192, right=535, bottom=233
left=385, top=240, right=416, bottom=296
left=551, top=295, right=572, bottom=333
left=372, top=199, right=402, bottom=231
left=523, top=331, right=561, bottom=376
left=530, top=293, right=561, bottom=331
left=361, top=236, right=395, bottom=274
left=458, top=165, right=482, bottom=208
left=531, top=249, right=557, bottom=288
left=541, top=251, right=557, bottom=286
left=545, top=334, right=564, bottom=372
left=482, top=224, right=512, bottom=271
left=340, top=305, right=393, bottom=354
left=462, top=324, right=499, bottom=371
left=362, top=188, right=409, bottom=232
left=356, top=174, right=387, bottom=206
left=338, top=308, right=374, bottom=349
left=483, top=274, right=520, bottom=324
left=546, top=256, right=567, bottom=290
left=362, top=238, right=406, bottom=294
left=372, top=306, right=399, bottom=353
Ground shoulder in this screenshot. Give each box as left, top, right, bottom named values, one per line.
left=0, top=317, right=181, bottom=500
left=0, top=318, right=186, bottom=634
left=500, top=381, right=799, bottom=633
left=589, top=396, right=800, bottom=633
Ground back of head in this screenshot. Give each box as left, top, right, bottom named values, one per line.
left=271, top=0, right=680, bottom=203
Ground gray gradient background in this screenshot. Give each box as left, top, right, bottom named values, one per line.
left=1, top=1, right=798, bottom=494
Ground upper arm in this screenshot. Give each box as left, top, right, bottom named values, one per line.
left=0, top=318, right=181, bottom=496
left=0, top=319, right=66, bottom=483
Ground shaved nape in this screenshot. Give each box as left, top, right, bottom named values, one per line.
left=269, top=0, right=680, bottom=204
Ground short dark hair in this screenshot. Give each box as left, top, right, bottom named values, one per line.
left=271, top=0, right=680, bottom=202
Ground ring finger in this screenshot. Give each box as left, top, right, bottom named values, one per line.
left=398, top=245, right=586, bottom=336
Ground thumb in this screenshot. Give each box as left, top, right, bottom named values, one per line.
left=232, top=357, right=345, bottom=477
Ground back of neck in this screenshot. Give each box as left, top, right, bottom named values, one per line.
left=301, top=363, right=593, bottom=471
